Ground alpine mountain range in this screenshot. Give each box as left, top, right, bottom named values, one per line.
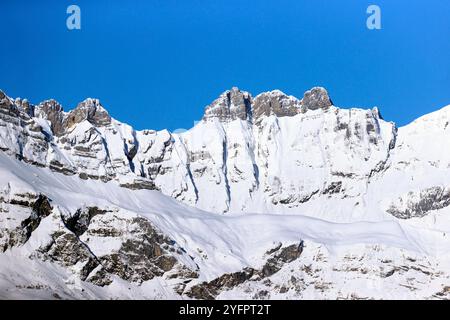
left=1, top=86, right=450, bottom=299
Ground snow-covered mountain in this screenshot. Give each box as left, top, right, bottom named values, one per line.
left=1, top=87, right=450, bottom=299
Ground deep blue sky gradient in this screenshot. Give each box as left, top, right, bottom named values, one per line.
left=1, top=0, right=449, bottom=131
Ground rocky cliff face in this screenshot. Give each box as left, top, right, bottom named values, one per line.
left=0, top=189, right=199, bottom=289
left=252, top=90, right=302, bottom=121
left=203, top=87, right=252, bottom=122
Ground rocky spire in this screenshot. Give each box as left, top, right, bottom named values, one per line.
left=0, top=90, right=32, bottom=121
left=252, top=90, right=301, bottom=122
left=37, top=99, right=65, bottom=136
left=0, top=90, right=15, bottom=113
left=203, top=87, right=252, bottom=122
left=35, top=98, right=111, bottom=136
left=65, top=98, right=112, bottom=129
left=14, top=98, right=34, bottom=117
left=300, top=87, right=333, bottom=111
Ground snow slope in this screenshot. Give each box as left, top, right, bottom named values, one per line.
left=1, top=150, right=450, bottom=299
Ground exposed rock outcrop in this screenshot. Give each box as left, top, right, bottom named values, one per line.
left=301, top=87, right=333, bottom=111
left=65, top=98, right=111, bottom=129
left=21, top=195, right=53, bottom=241
left=37, top=100, right=65, bottom=136
left=0, top=193, right=53, bottom=251
left=186, top=242, right=303, bottom=299
left=260, top=242, right=304, bottom=277
left=37, top=206, right=199, bottom=286
left=387, top=186, right=450, bottom=219
left=203, top=87, right=252, bottom=122
left=252, top=90, right=301, bottom=122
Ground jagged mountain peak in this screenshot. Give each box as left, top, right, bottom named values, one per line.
left=68, top=98, right=111, bottom=127
left=0, top=89, right=32, bottom=119
left=1, top=90, right=113, bottom=136
left=33, top=97, right=111, bottom=136
left=38, top=99, right=64, bottom=112
left=253, top=89, right=302, bottom=121
left=0, top=89, right=7, bottom=101
left=0, top=89, right=14, bottom=107
left=300, top=86, right=333, bottom=111
left=202, top=86, right=338, bottom=124
left=202, top=87, right=252, bottom=122
left=75, top=97, right=107, bottom=114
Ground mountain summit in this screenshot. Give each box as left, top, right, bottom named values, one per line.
left=202, top=86, right=333, bottom=124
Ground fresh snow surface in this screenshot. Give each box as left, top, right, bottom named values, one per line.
left=1, top=151, right=450, bottom=299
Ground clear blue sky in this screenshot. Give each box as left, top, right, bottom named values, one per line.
left=1, top=0, right=449, bottom=131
